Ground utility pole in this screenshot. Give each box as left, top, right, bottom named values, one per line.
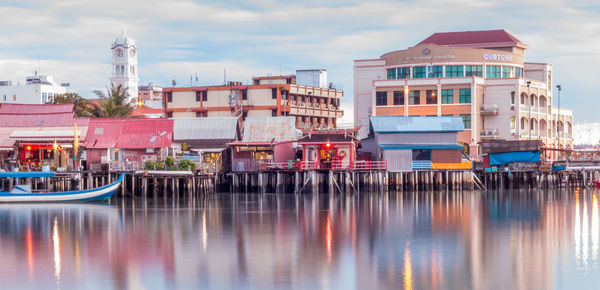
left=527, top=81, right=531, bottom=139
left=556, top=84, right=562, bottom=152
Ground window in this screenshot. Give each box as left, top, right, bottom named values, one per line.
left=202, top=91, right=207, bottom=101
left=387, top=68, right=396, bottom=79
left=271, top=88, right=277, bottom=99
left=510, top=116, right=516, bottom=130
left=428, top=66, right=443, bottom=78
left=167, top=92, right=173, bottom=102
left=412, top=149, right=432, bottom=161
left=461, top=114, right=471, bottom=129
left=441, top=89, right=453, bottom=104
left=42, top=93, right=47, bottom=104
left=426, top=90, right=437, bottom=104
left=486, top=65, right=501, bottom=78
left=510, top=91, right=515, bottom=105
left=502, top=66, right=514, bottom=78
left=465, top=65, right=483, bottom=77
left=242, top=90, right=247, bottom=100
left=445, top=65, right=464, bottom=77
left=393, top=91, right=404, bottom=105
left=459, top=88, right=471, bottom=103
left=196, top=111, right=203, bottom=118
left=521, top=117, right=525, bottom=130
left=413, top=66, right=426, bottom=78
left=195, top=91, right=201, bottom=102
left=397, top=67, right=410, bottom=79
left=2, top=95, right=5, bottom=101
left=515, top=67, right=523, bottom=78
left=409, top=90, right=420, bottom=105
left=272, top=110, right=277, bottom=116
left=376, top=91, right=387, bottom=106
left=13, top=94, right=16, bottom=101
left=520, top=93, right=525, bottom=105
left=167, top=112, right=173, bottom=118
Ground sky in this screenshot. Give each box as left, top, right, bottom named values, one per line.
left=0, top=0, right=599, bottom=125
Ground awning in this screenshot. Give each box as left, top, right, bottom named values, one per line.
left=380, top=144, right=463, bottom=150
left=191, top=148, right=226, bottom=153
left=10, top=129, right=83, bottom=142
left=489, top=151, right=540, bottom=166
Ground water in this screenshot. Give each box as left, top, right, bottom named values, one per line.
left=1, top=190, right=599, bottom=289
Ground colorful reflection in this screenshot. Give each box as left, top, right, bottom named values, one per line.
left=0, top=191, right=598, bottom=289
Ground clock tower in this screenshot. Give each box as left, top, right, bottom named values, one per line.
left=110, top=29, right=138, bottom=105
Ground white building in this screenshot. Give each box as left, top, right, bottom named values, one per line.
left=110, top=29, right=139, bottom=105
left=0, top=74, right=68, bottom=104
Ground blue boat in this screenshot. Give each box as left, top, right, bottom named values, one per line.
left=0, top=172, right=124, bottom=202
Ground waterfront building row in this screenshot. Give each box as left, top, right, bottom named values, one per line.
left=354, top=29, right=574, bottom=159
left=162, top=70, right=344, bottom=129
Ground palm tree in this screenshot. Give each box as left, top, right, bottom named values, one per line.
left=93, top=84, right=134, bottom=118
left=52, top=92, right=94, bottom=117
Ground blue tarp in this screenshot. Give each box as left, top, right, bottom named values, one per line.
left=552, top=165, right=566, bottom=171
left=489, top=151, right=540, bottom=166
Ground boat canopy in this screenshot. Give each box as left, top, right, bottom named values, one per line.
left=0, top=172, right=56, bottom=178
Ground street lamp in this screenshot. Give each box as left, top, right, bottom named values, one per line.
left=556, top=85, right=561, bottom=148
left=527, top=81, right=531, bottom=139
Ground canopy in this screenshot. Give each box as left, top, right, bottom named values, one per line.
left=0, top=172, right=56, bottom=178
left=489, top=151, right=540, bottom=166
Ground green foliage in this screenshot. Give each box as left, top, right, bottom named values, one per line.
left=52, top=92, right=94, bottom=117
left=144, top=160, right=165, bottom=170
left=92, top=84, right=134, bottom=118
left=165, top=156, right=177, bottom=170
left=181, top=142, right=191, bottom=152
left=178, top=159, right=197, bottom=171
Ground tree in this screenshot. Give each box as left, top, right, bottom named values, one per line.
left=52, top=92, right=94, bottom=117
left=92, top=84, right=134, bottom=118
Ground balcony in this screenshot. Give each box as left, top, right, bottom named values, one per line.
left=480, top=104, right=499, bottom=115
left=480, top=129, right=499, bottom=139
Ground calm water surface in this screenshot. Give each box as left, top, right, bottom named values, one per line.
left=1, top=190, right=599, bottom=289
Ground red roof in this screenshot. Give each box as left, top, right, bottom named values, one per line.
left=0, top=103, right=73, bottom=115
left=0, top=113, right=77, bottom=127
left=131, top=106, right=164, bottom=117
left=417, top=29, right=525, bottom=48
left=85, top=118, right=173, bottom=149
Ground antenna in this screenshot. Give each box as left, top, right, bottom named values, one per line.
left=223, top=68, right=227, bottom=85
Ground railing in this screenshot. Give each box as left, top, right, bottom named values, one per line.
left=299, top=160, right=319, bottom=170
left=263, top=161, right=295, bottom=170
left=480, top=104, right=499, bottom=114
left=480, top=129, right=499, bottom=138
left=351, top=160, right=387, bottom=171
left=412, top=160, right=432, bottom=170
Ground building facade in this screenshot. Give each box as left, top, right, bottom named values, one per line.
left=354, top=29, right=573, bottom=159
left=138, top=83, right=163, bottom=101
left=163, top=72, right=344, bottom=129
left=110, top=29, right=139, bottom=105
left=0, top=74, right=68, bottom=104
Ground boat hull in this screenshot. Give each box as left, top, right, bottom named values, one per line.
left=0, top=173, right=125, bottom=203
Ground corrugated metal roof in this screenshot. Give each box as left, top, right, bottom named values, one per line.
left=84, top=119, right=123, bottom=148
left=118, top=119, right=173, bottom=148
left=242, top=117, right=298, bottom=142
left=380, top=144, right=463, bottom=150
left=0, top=103, right=73, bottom=115
left=173, top=117, right=238, bottom=141
left=417, top=29, right=522, bottom=47
left=370, top=116, right=464, bottom=133
left=0, top=113, right=77, bottom=127
left=85, top=118, right=173, bottom=149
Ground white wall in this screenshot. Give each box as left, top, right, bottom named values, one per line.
left=353, top=59, right=386, bottom=138
left=0, top=83, right=66, bottom=104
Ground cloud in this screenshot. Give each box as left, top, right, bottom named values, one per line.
left=0, top=0, right=597, bottom=123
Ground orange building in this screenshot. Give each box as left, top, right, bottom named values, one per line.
left=163, top=73, right=344, bottom=129
left=354, top=29, right=574, bottom=159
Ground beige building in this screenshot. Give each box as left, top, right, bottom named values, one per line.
left=163, top=72, right=344, bottom=128
left=354, top=29, right=573, bottom=159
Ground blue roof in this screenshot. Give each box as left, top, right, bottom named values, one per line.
left=370, top=116, right=465, bottom=133
left=0, top=172, right=56, bottom=178
left=380, top=144, right=463, bottom=150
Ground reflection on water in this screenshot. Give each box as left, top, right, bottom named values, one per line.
left=1, top=190, right=600, bottom=289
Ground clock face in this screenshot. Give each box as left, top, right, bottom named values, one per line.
left=116, top=49, right=123, bottom=57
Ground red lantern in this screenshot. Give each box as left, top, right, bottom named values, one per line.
left=25, top=145, right=32, bottom=151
